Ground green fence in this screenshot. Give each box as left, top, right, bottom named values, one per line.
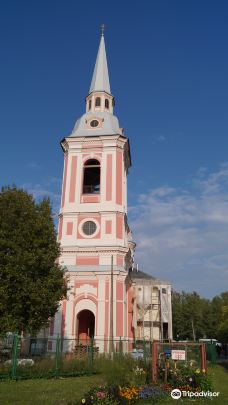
left=0, top=335, right=149, bottom=380
left=205, top=342, right=218, bottom=365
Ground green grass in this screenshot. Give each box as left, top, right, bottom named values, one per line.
left=0, top=365, right=227, bottom=405
left=0, top=374, right=104, bottom=405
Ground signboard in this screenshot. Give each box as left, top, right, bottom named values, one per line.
left=164, top=349, right=171, bottom=358
left=171, top=350, right=186, bottom=360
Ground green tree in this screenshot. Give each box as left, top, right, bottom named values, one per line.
left=212, top=293, right=228, bottom=341
left=217, top=315, right=228, bottom=342
left=0, top=186, right=67, bottom=335
left=172, top=290, right=213, bottom=340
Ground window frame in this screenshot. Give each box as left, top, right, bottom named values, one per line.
left=82, top=159, right=101, bottom=195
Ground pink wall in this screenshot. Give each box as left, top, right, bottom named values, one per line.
left=127, top=287, right=134, bottom=338
left=117, top=255, right=124, bottom=266
left=66, top=222, right=73, bottom=235
left=106, top=154, right=112, bottom=201
left=116, top=214, right=123, bottom=239
left=76, top=256, right=99, bottom=265
left=82, top=144, right=102, bottom=150
left=105, top=281, right=109, bottom=347
left=116, top=150, right=122, bottom=205
left=61, top=300, right=66, bottom=338
left=116, top=281, right=123, bottom=301
left=58, top=216, right=63, bottom=241
left=61, top=153, right=68, bottom=208
left=116, top=281, right=123, bottom=337
left=69, top=156, right=77, bottom=203
left=75, top=280, right=98, bottom=288
left=116, top=302, right=123, bottom=337
left=105, top=220, right=112, bottom=234
left=81, top=195, right=100, bottom=203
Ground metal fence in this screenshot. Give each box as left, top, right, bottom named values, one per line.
left=0, top=335, right=150, bottom=380
left=151, top=342, right=206, bottom=383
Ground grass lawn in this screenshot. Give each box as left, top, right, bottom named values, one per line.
left=0, top=374, right=104, bottom=405
left=0, top=365, right=227, bottom=405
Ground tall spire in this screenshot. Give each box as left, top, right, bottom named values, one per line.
left=89, top=30, right=111, bottom=94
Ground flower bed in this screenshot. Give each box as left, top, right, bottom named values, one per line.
left=158, top=359, right=213, bottom=392
left=76, top=383, right=169, bottom=404
left=73, top=362, right=213, bottom=404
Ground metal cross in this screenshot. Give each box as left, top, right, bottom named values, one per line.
left=100, top=24, right=106, bottom=36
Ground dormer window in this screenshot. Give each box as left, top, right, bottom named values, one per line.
left=90, top=119, right=99, bottom=127
left=105, top=99, right=109, bottom=109
left=83, top=159, right=100, bottom=194
left=95, top=97, right=101, bottom=107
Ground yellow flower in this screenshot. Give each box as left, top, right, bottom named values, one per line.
left=81, top=400, right=86, bottom=404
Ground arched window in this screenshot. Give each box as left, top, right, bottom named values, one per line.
left=83, top=159, right=100, bottom=194
left=88, top=100, right=92, bottom=110
left=105, top=99, right=109, bottom=109
left=95, top=97, right=101, bottom=107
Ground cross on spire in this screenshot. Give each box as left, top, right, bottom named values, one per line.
left=100, top=24, right=106, bottom=36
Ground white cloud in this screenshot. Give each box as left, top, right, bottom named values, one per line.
left=157, top=135, right=166, bottom=142
left=22, top=177, right=61, bottom=218
left=150, top=135, right=167, bottom=144
left=27, top=162, right=41, bottom=170
left=130, top=164, right=228, bottom=297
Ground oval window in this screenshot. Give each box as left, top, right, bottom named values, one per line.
left=82, top=221, right=97, bottom=236
left=90, top=120, right=99, bottom=128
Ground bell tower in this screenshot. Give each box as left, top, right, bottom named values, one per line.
left=52, top=31, right=135, bottom=351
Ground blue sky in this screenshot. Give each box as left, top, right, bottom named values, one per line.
left=1, top=0, right=228, bottom=297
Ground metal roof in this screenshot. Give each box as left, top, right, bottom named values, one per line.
left=128, top=268, right=170, bottom=285
left=89, top=35, right=111, bottom=94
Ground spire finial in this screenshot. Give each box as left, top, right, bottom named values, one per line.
left=100, top=23, right=106, bottom=36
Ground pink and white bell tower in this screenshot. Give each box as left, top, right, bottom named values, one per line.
left=51, top=32, right=135, bottom=351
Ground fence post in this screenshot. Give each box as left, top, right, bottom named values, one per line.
left=55, top=335, right=61, bottom=377
left=200, top=343, right=207, bottom=373
left=11, top=333, right=19, bottom=380
left=119, top=337, right=123, bottom=356
left=152, top=342, right=158, bottom=383
left=89, top=337, right=94, bottom=370
left=143, top=338, right=146, bottom=368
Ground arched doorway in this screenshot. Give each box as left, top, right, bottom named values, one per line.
left=77, top=309, right=95, bottom=342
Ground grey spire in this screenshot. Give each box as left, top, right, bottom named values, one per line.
left=89, top=34, right=111, bottom=94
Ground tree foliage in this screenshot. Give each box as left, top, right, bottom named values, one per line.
left=172, top=290, right=228, bottom=342
left=0, top=186, right=67, bottom=335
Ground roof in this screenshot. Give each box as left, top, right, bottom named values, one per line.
left=129, top=268, right=157, bottom=280
left=89, top=35, right=111, bottom=94
left=128, top=268, right=170, bottom=285
left=70, top=111, right=122, bottom=137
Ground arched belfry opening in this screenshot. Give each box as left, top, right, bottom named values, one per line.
left=77, top=309, right=95, bottom=341
left=83, top=159, right=100, bottom=194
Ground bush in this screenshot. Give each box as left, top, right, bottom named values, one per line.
left=94, top=354, right=145, bottom=386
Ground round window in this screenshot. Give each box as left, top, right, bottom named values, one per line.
left=90, top=120, right=99, bottom=128
left=82, top=221, right=97, bottom=236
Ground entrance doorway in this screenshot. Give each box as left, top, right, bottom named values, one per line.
left=77, top=310, right=95, bottom=342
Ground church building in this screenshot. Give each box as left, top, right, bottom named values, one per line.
left=49, top=31, right=172, bottom=352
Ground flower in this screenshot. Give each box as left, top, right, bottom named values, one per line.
left=96, top=391, right=106, bottom=398
left=81, top=399, right=86, bottom=404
